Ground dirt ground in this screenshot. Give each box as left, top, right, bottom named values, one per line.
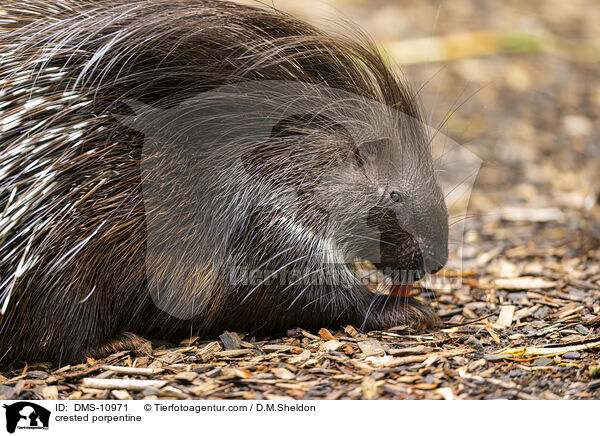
left=1, top=0, right=599, bottom=399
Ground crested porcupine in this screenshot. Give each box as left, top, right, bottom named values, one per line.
left=0, top=0, right=448, bottom=364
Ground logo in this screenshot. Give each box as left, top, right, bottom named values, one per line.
left=3, top=402, right=50, bottom=433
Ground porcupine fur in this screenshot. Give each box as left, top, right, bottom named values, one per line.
left=0, top=0, right=448, bottom=363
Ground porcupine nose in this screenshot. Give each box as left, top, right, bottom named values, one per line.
left=365, top=204, right=447, bottom=278
left=416, top=204, right=449, bottom=275
left=366, top=206, right=422, bottom=275
left=424, top=256, right=444, bottom=274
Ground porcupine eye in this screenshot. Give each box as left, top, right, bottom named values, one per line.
left=390, top=191, right=402, bottom=203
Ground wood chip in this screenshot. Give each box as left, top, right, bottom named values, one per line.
left=320, top=340, right=343, bottom=352
left=271, top=368, right=295, bottom=380
left=494, top=277, right=557, bottom=290
left=100, top=365, right=155, bottom=376
left=291, top=350, right=311, bottom=362
left=498, top=340, right=600, bottom=358
left=174, top=372, right=198, bottom=383
left=388, top=345, right=435, bottom=355
left=82, top=378, right=167, bottom=391
left=434, top=387, right=455, bottom=400
left=187, top=381, right=219, bottom=396
left=358, top=340, right=385, bottom=357
left=197, top=342, right=222, bottom=361
left=111, top=389, right=133, bottom=400
left=484, top=324, right=501, bottom=343
left=318, top=328, right=335, bottom=340
left=344, top=325, right=359, bottom=337
left=214, top=349, right=254, bottom=358
left=496, top=305, right=516, bottom=328
left=219, top=331, right=243, bottom=350
left=41, top=385, right=58, bottom=400
left=220, top=368, right=252, bottom=379
left=361, top=377, right=378, bottom=400
left=301, top=330, right=320, bottom=340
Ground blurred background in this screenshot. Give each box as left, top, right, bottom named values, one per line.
left=239, top=0, right=600, bottom=272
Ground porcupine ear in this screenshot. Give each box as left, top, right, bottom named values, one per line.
left=351, top=137, right=390, bottom=169
left=241, top=113, right=354, bottom=189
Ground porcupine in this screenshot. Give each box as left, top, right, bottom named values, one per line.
left=0, top=0, right=448, bottom=363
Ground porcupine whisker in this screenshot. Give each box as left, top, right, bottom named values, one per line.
left=249, top=245, right=298, bottom=273
left=341, top=233, right=398, bottom=247
left=442, top=168, right=481, bottom=202
left=428, top=82, right=490, bottom=158
left=240, top=254, right=310, bottom=303
left=284, top=267, right=327, bottom=310
left=360, top=293, right=382, bottom=330
left=249, top=265, right=328, bottom=334
left=381, top=275, right=418, bottom=322
left=0, top=342, right=12, bottom=362
left=422, top=286, right=439, bottom=312
left=377, top=286, right=395, bottom=320
left=421, top=1, right=442, bottom=99
left=448, top=212, right=496, bottom=227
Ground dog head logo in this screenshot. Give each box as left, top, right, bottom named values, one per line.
left=3, top=402, right=50, bottom=433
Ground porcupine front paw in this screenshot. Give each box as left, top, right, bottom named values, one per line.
left=87, top=332, right=152, bottom=359
left=357, top=294, right=440, bottom=332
